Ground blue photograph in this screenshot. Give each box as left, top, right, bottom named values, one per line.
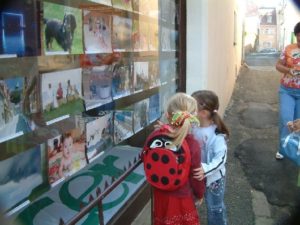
left=0, top=145, right=44, bottom=212
left=148, top=94, right=160, bottom=122
left=0, top=1, right=40, bottom=57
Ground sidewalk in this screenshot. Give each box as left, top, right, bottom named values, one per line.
left=132, top=61, right=300, bottom=225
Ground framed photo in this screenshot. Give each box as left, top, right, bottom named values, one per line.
left=41, top=68, right=84, bottom=124
left=0, top=145, right=45, bottom=212
left=0, top=0, right=40, bottom=58
left=114, top=108, right=134, bottom=144
left=88, top=0, right=112, bottom=6
left=149, top=93, right=160, bottom=122
left=161, top=27, right=172, bottom=52
left=83, top=10, right=112, bottom=54
left=133, top=99, right=149, bottom=133
left=160, top=59, right=177, bottom=84
left=133, top=61, right=149, bottom=93
left=148, top=22, right=159, bottom=51
left=112, top=0, right=133, bottom=11
left=48, top=117, right=86, bottom=186
left=83, top=66, right=113, bottom=111
left=112, top=16, right=132, bottom=52
left=112, top=62, right=133, bottom=99
left=0, top=76, right=33, bottom=143
left=86, top=112, right=113, bottom=161
left=132, top=20, right=149, bottom=51
left=148, top=61, right=160, bottom=88
left=43, top=2, right=83, bottom=55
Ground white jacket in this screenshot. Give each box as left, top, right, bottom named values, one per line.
left=192, top=125, right=227, bottom=187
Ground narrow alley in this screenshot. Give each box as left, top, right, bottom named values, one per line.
left=132, top=54, right=300, bottom=225
left=223, top=54, right=300, bottom=225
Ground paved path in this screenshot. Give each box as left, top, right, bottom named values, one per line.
left=132, top=55, right=300, bottom=225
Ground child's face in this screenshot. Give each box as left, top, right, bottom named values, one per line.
left=62, top=137, right=73, bottom=158
left=197, top=109, right=211, bottom=122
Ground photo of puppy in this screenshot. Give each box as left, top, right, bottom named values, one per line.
left=43, top=2, right=83, bottom=55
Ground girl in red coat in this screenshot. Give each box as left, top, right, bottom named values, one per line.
left=143, top=92, right=205, bottom=225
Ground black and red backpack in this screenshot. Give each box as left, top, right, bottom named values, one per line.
left=141, top=125, right=191, bottom=191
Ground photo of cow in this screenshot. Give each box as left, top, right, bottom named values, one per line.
left=83, top=10, right=112, bottom=54
left=43, top=2, right=83, bottom=55
left=86, top=112, right=113, bottom=162
left=133, top=61, right=149, bottom=93
left=0, top=0, right=40, bottom=57
left=112, top=0, right=133, bottom=11
left=41, top=68, right=84, bottom=123
left=133, top=99, right=149, bottom=133
left=83, top=66, right=113, bottom=111
left=112, top=16, right=132, bottom=52
left=0, top=76, right=33, bottom=143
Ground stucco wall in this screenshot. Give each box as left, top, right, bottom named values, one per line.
left=187, top=0, right=244, bottom=116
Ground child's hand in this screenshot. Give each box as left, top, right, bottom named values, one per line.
left=195, top=198, right=203, bottom=207
left=154, top=120, right=165, bottom=130
left=193, top=166, right=205, bottom=181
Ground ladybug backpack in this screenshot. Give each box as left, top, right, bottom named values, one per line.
left=142, top=126, right=191, bottom=191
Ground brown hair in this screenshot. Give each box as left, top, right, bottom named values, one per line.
left=192, top=90, right=229, bottom=137
left=166, top=92, right=198, bottom=146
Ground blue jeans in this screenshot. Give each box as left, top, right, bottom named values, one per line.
left=279, top=85, right=300, bottom=152
left=205, top=177, right=227, bottom=225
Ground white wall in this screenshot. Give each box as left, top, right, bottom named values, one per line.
left=187, top=0, right=245, bottom=115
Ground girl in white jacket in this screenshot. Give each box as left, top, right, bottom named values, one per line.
left=192, top=90, right=229, bottom=225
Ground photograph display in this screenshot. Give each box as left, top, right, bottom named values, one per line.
left=0, top=76, right=33, bottom=142
left=160, top=59, right=177, bottom=84
left=148, top=22, right=159, bottom=51
left=148, top=93, right=160, bottom=122
left=48, top=120, right=86, bottom=185
left=160, top=82, right=176, bottom=113
left=83, top=10, right=112, bottom=54
left=133, top=61, right=149, bottom=93
left=43, top=2, right=83, bottom=55
left=0, top=145, right=44, bottom=212
left=0, top=0, right=40, bottom=57
left=132, top=0, right=158, bottom=17
left=112, top=62, right=133, bottom=99
left=112, top=0, right=133, bottom=11
left=133, top=99, right=149, bottom=133
left=112, top=16, right=132, bottom=52
left=114, top=108, right=133, bottom=144
left=86, top=112, right=113, bottom=161
left=41, top=68, right=84, bottom=123
left=88, top=0, right=112, bottom=6
left=160, top=0, right=176, bottom=24
left=161, top=27, right=172, bottom=52
left=83, top=66, right=112, bottom=110
left=148, top=61, right=160, bottom=88
left=132, top=20, right=148, bottom=51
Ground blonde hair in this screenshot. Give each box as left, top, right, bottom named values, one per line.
left=166, top=92, right=198, bottom=146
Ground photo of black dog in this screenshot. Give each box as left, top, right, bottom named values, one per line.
left=44, top=14, right=76, bottom=52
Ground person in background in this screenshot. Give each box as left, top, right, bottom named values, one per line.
left=275, top=22, right=300, bottom=159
